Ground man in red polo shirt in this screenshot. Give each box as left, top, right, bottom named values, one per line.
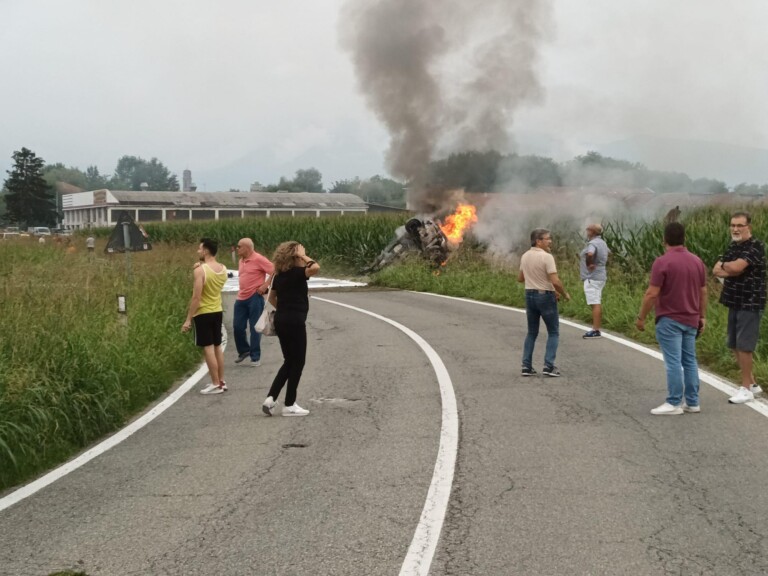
left=234, top=238, right=274, bottom=367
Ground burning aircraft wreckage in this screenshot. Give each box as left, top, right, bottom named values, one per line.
left=363, top=203, right=478, bottom=273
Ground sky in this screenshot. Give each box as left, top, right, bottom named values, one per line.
left=2, top=0, right=767, bottom=191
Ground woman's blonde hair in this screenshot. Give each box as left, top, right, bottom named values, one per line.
left=272, top=241, right=300, bottom=273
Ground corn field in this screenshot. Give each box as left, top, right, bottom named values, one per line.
left=99, top=214, right=411, bottom=270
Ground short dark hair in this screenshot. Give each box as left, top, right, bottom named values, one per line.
left=664, top=222, right=685, bottom=247
left=530, top=228, right=551, bottom=247
left=200, top=237, right=218, bottom=256
left=731, top=211, right=751, bottom=225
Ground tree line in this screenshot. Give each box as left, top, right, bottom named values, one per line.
left=5, top=145, right=768, bottom=227
left=0, top=149, right=181, bottom=227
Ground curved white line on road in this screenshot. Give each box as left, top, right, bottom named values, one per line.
left=0, top=332, right=226, bottom=514
left=0, top=364, right=211, bottom=513
left=0, top=280, right=364, bottom=513
left=312, top=296, right=458, bottom=576
left=415, top=291, right=768, bottom=418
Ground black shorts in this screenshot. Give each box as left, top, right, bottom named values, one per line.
left=193, top=311, right=223, bottom=347
left=727, top=308, right=763, bottom=352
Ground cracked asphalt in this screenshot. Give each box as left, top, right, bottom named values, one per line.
left=1, top=288, right=768, bottom=576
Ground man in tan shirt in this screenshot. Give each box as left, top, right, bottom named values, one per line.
left=517, top=228, right=571, bottom=377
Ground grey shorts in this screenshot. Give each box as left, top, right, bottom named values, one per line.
left=727, top=309, right=764, bottom=352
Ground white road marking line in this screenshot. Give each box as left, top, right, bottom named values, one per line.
left=0, top=363, right=210, bottom=513
left=312, top=296, right=458, bottom=576
left=416, top=291, right=768, bottom=417
left=0, top=325, right=231, bottom=514
left=1, top=278, right=362, bottom=513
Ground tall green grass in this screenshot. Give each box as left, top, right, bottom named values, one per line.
left=2, top=205, right=765, bottom=492
left=0, top=240, right=200, bottom=490
left=101, top=214, right=410, bottom=270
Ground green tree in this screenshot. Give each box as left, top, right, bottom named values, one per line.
left=329, top=178, right=362, bottom=195
left=111, top=155, right=179, bottom=191
left=689, top=177, right=727, bottom=195
left=0, top=187, right=8, bottom=224
left=3, top=148, right=56, bottom=226
left=496, top=154, right=562, bottom=190
left=428, top=150, right=502, bottom=192
left=291, top=168, right=324, bottom=193
left=360, top=176, right=406, bottom=206
left=733, top=183, right=763, bottom=196
left=42, top=163, right=88, bottom=191
left=266, top=167, right=324, bottom=193
left=85, top=165, right=109, bottom=189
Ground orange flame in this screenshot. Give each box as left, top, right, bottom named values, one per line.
left=440, top=203, right=478, bottom=243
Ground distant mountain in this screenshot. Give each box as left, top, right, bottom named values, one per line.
left=597, top=136, right=768, bottom=186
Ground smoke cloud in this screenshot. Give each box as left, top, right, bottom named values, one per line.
left=339, top=0, right=553, bottom=212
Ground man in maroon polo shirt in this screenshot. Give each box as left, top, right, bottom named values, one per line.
left=636, top=222, right=707, bottom=415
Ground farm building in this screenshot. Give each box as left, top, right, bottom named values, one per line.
left=61, top=190, right=368, bottom=229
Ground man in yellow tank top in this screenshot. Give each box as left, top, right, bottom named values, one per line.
left=182, top=238, right=228, bottom=394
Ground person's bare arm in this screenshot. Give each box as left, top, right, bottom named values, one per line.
left=635, top=284, right=661, bottom=331
left=548, top=272, right=570, bottom=301
left=719, top=258, right=749, bottom=277
left=295, top=244, right=321, bottom=278
left=517, top=269, right=525, bottom=283
left=698, top=285, right=708, bottom=334
left=182, top=266, right=205, bottom=332
left=586, top=250, right=596, bottom=271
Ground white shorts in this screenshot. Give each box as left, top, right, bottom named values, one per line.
left=583, top=279, right=606, bottom=305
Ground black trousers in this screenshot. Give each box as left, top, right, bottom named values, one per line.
left=267, top=318, right=307, bottom=407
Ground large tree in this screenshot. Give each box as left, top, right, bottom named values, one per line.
left=267, top=167, right=324, bottom=193
left=112, top=155, right=179, bottom=191
left=43, top=163, right=88, bottom=191
left=85, top=165, right=109, bottom=189
left=4, top=148, right=56, bottom=226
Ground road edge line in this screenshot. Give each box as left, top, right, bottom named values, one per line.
left=313, top=296, right=458, bottom=576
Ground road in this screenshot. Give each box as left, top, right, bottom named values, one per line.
left=1, top=288, right=768, bottom=576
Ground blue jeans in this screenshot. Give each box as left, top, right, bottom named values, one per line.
left=655, top=316, right=700, bottom=406
left=233, top=293, right=265, bottom=361
left=522, top=291, right=559, bottom=370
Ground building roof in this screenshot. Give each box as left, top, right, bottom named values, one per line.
left=108, top=190, right=366, bottom=209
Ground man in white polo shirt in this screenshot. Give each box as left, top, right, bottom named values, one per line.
left=518, top=228, right=571, bottom=377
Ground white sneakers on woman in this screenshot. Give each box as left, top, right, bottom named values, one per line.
left=261, top=397, right=309, bottom=416
left=282, top=403, right=309, bottom=417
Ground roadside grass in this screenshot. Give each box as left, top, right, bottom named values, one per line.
left=2, top=205, right=765, bottom=493
left=0, top=241, right=200, bottom=491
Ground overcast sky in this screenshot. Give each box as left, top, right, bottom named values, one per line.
left=2, top=0, right=767, bottom=190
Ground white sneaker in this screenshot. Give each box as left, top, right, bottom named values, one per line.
left=262, top=396, right=276, bottom=416
left=200, top=383, right=224, bottom=395
left=750, top=384, right=762, bottom=395
left=728, top=387, right=754, bottom=404
left=682, top=403, right=701, bottom=413
left=282, top=403, right=309, bottom=417
left=250, top=360, right=261, bottom=367
left=650, top=402, right=683, bottom=415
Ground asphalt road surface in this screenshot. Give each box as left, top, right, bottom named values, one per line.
left=2, top=288, right=768, bottom=576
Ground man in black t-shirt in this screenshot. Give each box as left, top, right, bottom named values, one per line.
left=713, top=211, right=767, bottom=404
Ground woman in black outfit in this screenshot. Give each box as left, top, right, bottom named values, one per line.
left=262, top=241, right=320, bottom=416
